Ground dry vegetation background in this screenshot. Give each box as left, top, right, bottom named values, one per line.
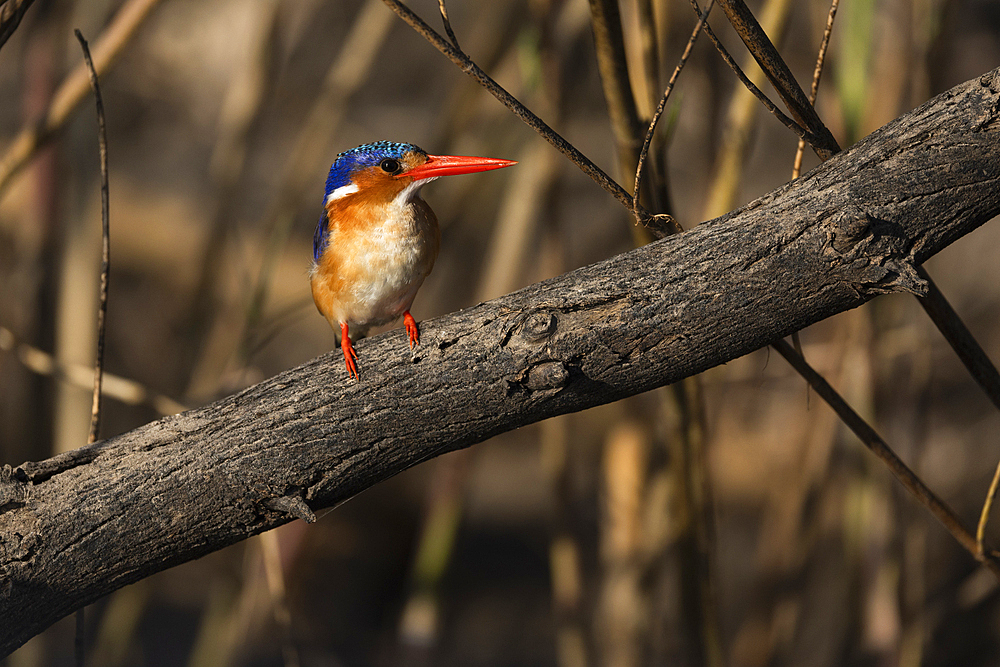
left=1, top=0, right=1000, bottom=665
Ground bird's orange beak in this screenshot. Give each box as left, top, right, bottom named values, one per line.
left=400, top=154, right=516, bottom=180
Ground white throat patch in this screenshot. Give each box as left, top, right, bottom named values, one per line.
left=393, top=177, right=438, bottom=207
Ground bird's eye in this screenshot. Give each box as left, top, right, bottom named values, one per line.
left=379, top=158, right=401, bottom=174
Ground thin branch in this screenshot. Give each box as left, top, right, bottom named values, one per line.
left=633, top=0, right=714, bottom=223
left=379, top=0, right=666, bottom=231
left=0, top=0, right=162, bottom=198
left=0, top=0, right=34, bottom=51
left=703, top=0, right=795, bottom=220
left=75, top=29, right=111, bottom=446
left=587, top=0, right=673, bottom=240
left=0, top=326, right=185, bottom=415
left=688, top=1, right=822, bottom=150
left=792, top=0, right=839, bottom=178
left=979, top=460, right=1000, bottom=558
left=713, top=0, right=840, bottom=158
left=436, top=0, right=460, bottom=50
left=771, top=339, right=1000, bottom=573
left=916, top=267, right=1000, bottom=557
left=916, top=267, right=1000, bottom=412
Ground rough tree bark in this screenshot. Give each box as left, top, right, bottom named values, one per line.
left=1, top=68, right=999, bottom=657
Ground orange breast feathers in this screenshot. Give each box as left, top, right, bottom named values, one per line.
left=310, top=173, right=440, bottom=340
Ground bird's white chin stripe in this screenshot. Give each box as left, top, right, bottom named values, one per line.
left=395, top=177, right=438, bottom=206
left=326, top=183, right=360, bottom=203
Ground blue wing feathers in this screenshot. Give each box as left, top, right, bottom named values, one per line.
left=313, top=211, right=329, bottom=262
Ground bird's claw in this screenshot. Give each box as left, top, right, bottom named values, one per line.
left=404, top=311, right=420, bottom=349
left=343, top=340, right=359, bottom=381
left=341, top=322, right=359, bottom=380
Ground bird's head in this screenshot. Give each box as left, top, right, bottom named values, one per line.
left=315, top=141, right=515, bottom=261
left=323, top=141, right=516, bottom=208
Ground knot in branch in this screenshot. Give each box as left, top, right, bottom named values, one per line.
left=824, top=206, right=928, bottom=297
left=0, top=465, right=29, bottom=514
left=526, top=361, right=569, bottom=391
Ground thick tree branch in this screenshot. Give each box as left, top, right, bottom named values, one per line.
left=1, top=68, right=1000, bottom=657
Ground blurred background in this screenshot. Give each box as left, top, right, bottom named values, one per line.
left=1, top=0, right=1000, bottom=664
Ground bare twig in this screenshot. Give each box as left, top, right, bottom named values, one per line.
left=436, top=0, right=459, bottom=50
left=688, top=0, right=824, bottom=151
left=587, top=0, right=671, bottom=242
left=916, top=267, right=1000, bottom=412
left=771, top=339, right=1000, bottom=574
left=713, top=0, right=840, bottom=158
left=633, top=0, right=714, bottom=223
left=0, top=326, right=186, bottom=415
left=976, top=463, right=1000, bottom=560
left=0, top=0, right=35, bottom=51
left=703, top=0, right=795, bottom=220
left=806, top=0, right=839, bottom=101
left=978, top=460, right=1000, bottom=558
left=792, top=0, right=839, bottom=178
left=380, top=0, right=657, bottom=228
left=0, top=0, right=162, bottom=198
left=916, top=268, right=1000, bottom=557
left=259, top=531, right=301, bottom=667
left=75, top=29, right=110, bottom=446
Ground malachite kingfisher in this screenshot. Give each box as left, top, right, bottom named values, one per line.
left=311, top=141, right=516, bottom=380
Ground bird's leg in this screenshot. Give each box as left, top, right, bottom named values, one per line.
left=340, top=321, right=359, bottom=380
left=404, top=311, right=420, bottom=348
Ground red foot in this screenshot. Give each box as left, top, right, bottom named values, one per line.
left=341, top=322, right=359, bottom=380
left=404, top=311, right=420, bottom=349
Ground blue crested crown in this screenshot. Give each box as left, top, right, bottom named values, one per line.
left=323, top=141, right=427, bottom=197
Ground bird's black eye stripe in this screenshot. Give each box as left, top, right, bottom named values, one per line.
left=380, top=158, right=401, bottom=174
